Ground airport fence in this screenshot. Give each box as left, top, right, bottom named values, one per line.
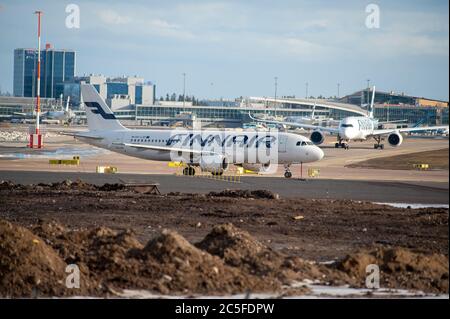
left=171, top=162, right=242, bottom=183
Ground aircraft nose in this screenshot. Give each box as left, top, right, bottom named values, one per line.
left=304, top=146, right=324, bottom=162
left=313, top=146, right=324, bottom=161
left=342, top=128, right=353, bottom=139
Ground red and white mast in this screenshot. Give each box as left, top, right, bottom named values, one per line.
left=30, top=10, right=43, bottom=148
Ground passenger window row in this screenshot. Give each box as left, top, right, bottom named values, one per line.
left=131, top=138, right=168, bottom=143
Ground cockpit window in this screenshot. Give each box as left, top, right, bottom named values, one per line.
left=341, top=124, right=353, bottom=128
left=297, top=141, right=313, bottom=146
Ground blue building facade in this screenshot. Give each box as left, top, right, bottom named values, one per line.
left=13, top=48, right=75, bottom=98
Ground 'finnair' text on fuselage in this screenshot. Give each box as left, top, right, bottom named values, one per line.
left=339, top=117, right=378, bottom=140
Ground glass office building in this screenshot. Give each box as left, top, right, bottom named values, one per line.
left=13, top=48, right=75, bottom=98
left=374, top=105, right=448, bottom=126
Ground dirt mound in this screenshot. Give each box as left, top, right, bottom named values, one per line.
left=197, top=223, right=280, bottom=275
left=0, top=219, right=92, bottom=297
left=30, top=220, right=279, bottom=296
left=141, top=229, right=279, bottom=294
left=0, top=180, right=23, bottom=190
left=97, top=183, right=126, bottom=191
left=33, top=222, right=145, bottom=293
left=335, top=247, right=449, bottom=293
left=197, top=223, right=322, bottom=282
left=208, top=189, right=279, bottom=199
left=2, top=217, right=448, bottom=296
left=1, top=180, right=126, bottom=192
left=49, top=179, right=122, bottom=191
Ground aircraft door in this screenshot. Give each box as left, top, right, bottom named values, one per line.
left=278, top=135, right=287, bottom=153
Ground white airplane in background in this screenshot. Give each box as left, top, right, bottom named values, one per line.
left=251, top=86, right=449, bottom=150
left=283, top=102, right=327, bottom=125
left=14, top=96, right=75, bottom=124
left=66, top=84, right=324, bottom=178
left=46, top=96, right=75, bottom=122
left=259, top=103, right=329, bottom=128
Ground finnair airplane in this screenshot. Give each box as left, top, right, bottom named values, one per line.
left=69, top=84, right=324, bottom=178
left=46, top=96, right=75, bottom=122
left=14, top=96, right=75, bottom=124
left=251, top=86, right=449, bottom=150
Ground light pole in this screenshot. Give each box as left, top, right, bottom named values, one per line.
left=274, top=76, right=278, bottom=116
left=337, top=83, right=340, bottom=99
left=366, top=79, right=370, bottom=105
left=387, top=103, right=390, bottom=122
left=305, top=82, right=309, bottom=99
left=182, top=73, right=186, bottom=108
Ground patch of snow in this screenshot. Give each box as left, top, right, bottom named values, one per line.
left=373, top=202, right=449, bottom=209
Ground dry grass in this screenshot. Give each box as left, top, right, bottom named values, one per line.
left=347, top=148, right=449, bottom=170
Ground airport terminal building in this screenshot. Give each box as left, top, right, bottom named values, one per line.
left=65, top=94, right=447, bottom=128
left=1, top=70, right=448, bottom=127
left=1, top=93, right=448, bottom=128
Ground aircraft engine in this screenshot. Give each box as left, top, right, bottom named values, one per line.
left=241, top=163, right=274, bottom=174
left=310, top=130, right=325, bottom=145
left=199, top=154, right=229, bottom=174
left=387, top=132, right=403, bottom=147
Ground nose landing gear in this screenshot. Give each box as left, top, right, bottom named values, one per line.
left=284, top=164, right=292, bottom=178
left=335, top=140, right=349, bottom=150
left=182, top=166, right=196, bottom=176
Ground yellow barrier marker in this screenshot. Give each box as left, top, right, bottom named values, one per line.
left=168, top=161, right=184, bottom=167
left=308, top=168, right=320, bottom=178
left=96, top=166, right=118, bottom=174
left=413, top=164, right=429, bottom=170
left=48, top=156, right=80, bottom=165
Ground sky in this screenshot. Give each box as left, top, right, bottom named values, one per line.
left=0, top=0, right=448, bottom=100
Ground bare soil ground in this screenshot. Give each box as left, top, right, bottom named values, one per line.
left=0, top=180, right=448, bottom=297
left=347, top=148, right=449, bottom=170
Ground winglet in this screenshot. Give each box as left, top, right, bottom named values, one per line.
left=369, top=86, right=376, bottom=118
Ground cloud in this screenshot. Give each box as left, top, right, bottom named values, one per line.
left=253, top=35, right=329, bottom=60
left=98, top=9, right=131, bottom=25
left=143, top=19, right=196, bottom=40
left=95, top=8, right=195, bottom=40
left=367, top=33, right=449, bottom=57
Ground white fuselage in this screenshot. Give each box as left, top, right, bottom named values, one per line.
left=77, top=129, right=324, bottom=165
left=286, top=116, right=318, bottom=125
left=338, top=116, right=378, bottom=141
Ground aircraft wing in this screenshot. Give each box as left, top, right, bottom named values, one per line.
left=13, top=112, right=30, bottom=117
left=378, top=119, right=408, bottom=124
left=122, top=143, right=219, bottom=155
left=371, top=125, right=449, bottom=136
left=58, top=131, right=104, bottom=140
left=14, top=111, right=49, bottom=118
left=249, top=113, right=340, bottom=134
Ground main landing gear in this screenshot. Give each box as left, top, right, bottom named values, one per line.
left=373, top=136, right=384, bottom=150
left=182, top=166, right=196, bottom=176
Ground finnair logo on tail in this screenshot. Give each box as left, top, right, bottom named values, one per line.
left=85, top=102, right=117, bottom=120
